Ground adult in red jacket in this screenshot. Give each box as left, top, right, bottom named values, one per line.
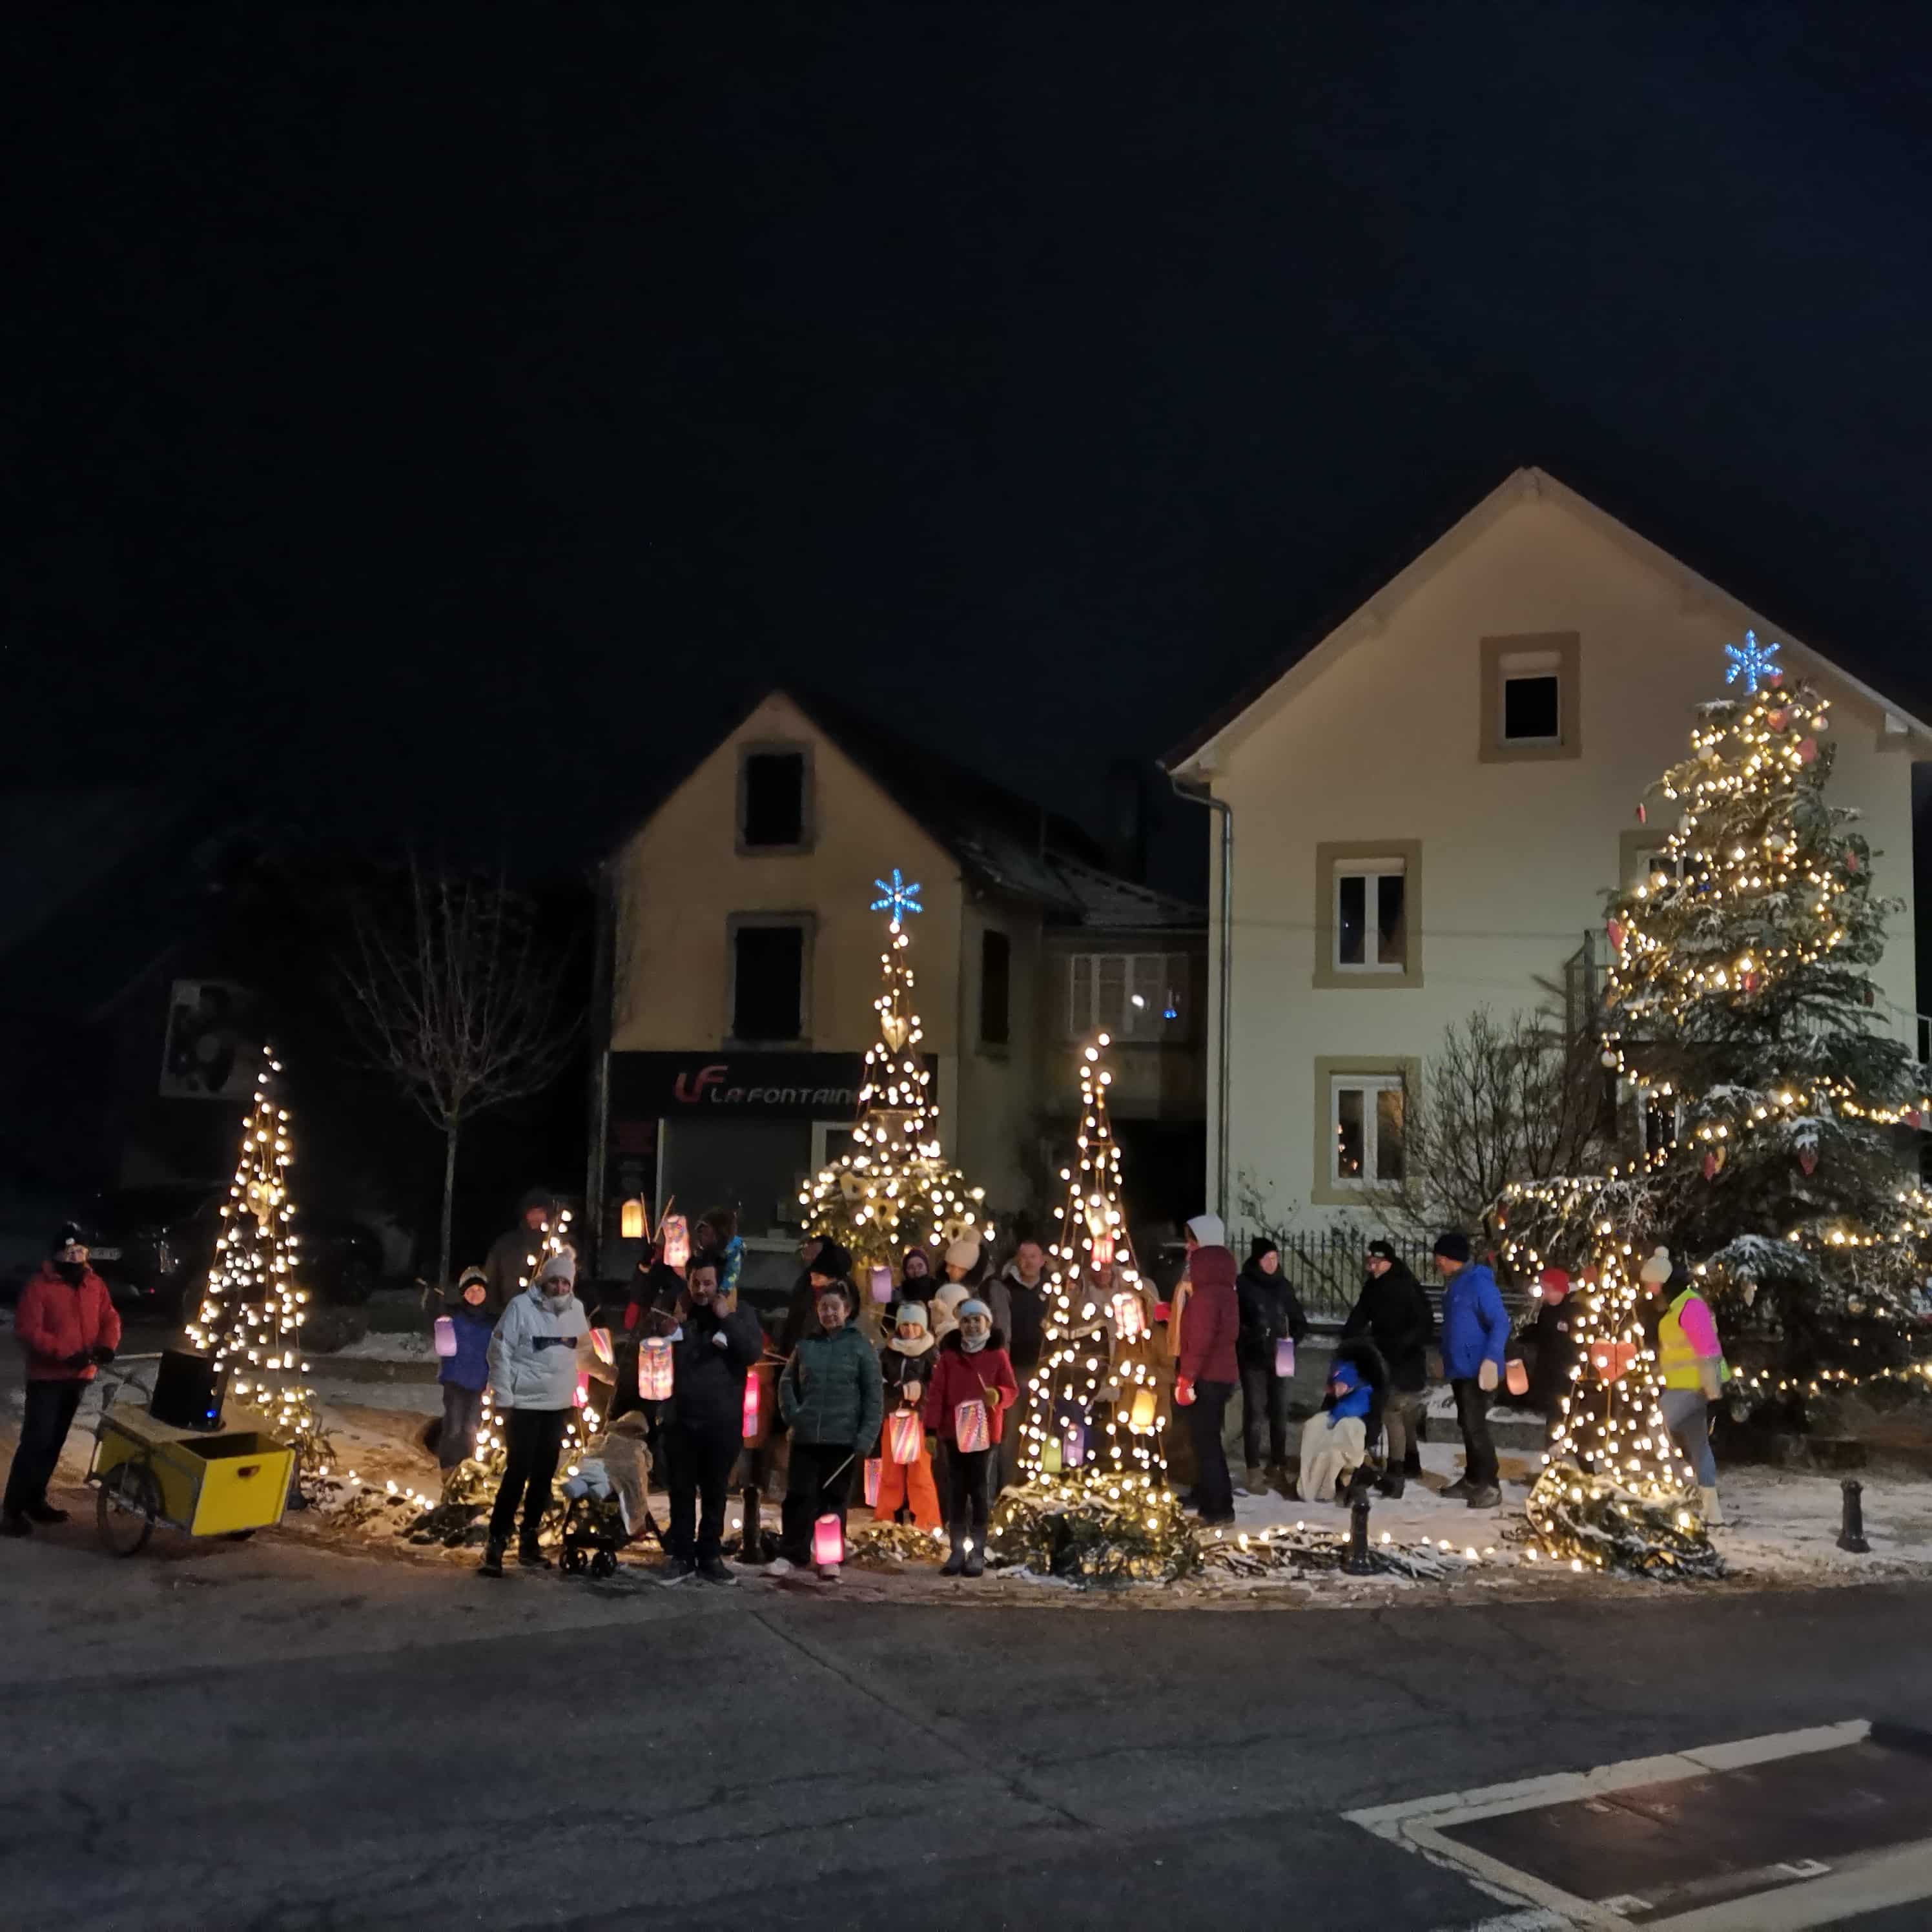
left=4, top=1224, right=121, bottom=1536
left=1175, top=1242, right=1238, bottom=1525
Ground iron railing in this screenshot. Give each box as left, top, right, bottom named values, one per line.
left=1270, top=1228, right=1533, bottom=1328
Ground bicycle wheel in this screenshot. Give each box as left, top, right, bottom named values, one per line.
left=96, top=1460, right=159, bottom=1557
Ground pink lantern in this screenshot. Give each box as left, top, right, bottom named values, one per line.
left=887, top=1410, right=921, bottom=1464
left=661, top=1214, right=690, bottom=1269
left=588, top=1326, right=614, bottom=1368
left=1590, top=1339, right=1638, bottom=1383
left=1062, top=1422, right=1085, bottom=1468
left=637, top=1337, right=675, bottom=1400
left=863, top=1459, right=881, bottom=1508
left=1274, top=1337, right=1295, bottom=1379
left=741, top=1373, right=760, bottom=1441
left=953, top=1398, right=990, bottom=1453
left=1091, top=1229, right=1116, bottom=1269
left=432, top=1316, right=458, bottom=1359
left=868, top=1264, right=893, bottom=1304
left=812, top=1512, right=844, bottom=1567
left=1111, top=1291, right=1146, bottom=1342
left=1505, top=1359, right=1529, bottom=1397
left=575, top=1370, right=590, bottom=1408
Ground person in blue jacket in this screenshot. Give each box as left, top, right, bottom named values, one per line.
left=1432, top=1231, right=1510, bottom=1509
left=435, top=1267, right=495, bottom=1471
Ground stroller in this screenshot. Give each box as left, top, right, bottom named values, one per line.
left=559, top=1411, right=659, bottom=1578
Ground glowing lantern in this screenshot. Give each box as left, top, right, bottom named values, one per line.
left=1062, top=1421, right=1085, bottom=1468
left=661, top=1215, right=690, bottom=1269
left=588, top=1327, right=614, bottom=1368
left=741, top=1372, right=760, bottom=1441
left=863, top=1459, right=881, bottom=1508
left=638, top=1337, right=675, bottom=1399
left=574, top=1370, right=590, bottom=1408
left=1589, top=1339, right=1638, bottom=1383
left=812, top=1512, right=844, bottom=1567
left=432, top=1316, right=458, bottom=1359
left=620, top=1197, right=646, bottom=1240
left=887, top=1410, right=922, bottom=1464
left=1042, top=1434, right=1063, bottom=1474
left=952, top=1399, right=990, bottom=1452
left=1129, top=1386, right=1157, bottom=1432
left=1111, top=1291, right=1146, bottom=1342
left=1505, top=1359, right=1529, bottom=1397
left=1274, top=1337, right=1296, bottom=1379
left=868, top=1265, right=894, bottom=1304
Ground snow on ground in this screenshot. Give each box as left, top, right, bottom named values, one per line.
left=329, top=1329, right=436, bottom=1362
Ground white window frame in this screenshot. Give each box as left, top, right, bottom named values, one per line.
left=1065, top=951, right=1187, bottom=1040
left=1328, top=1072, right=1406, bottom=1190
left=1332, top=859, right=1408, bottom=974
left=1497, top=648, right=1564, bottom=748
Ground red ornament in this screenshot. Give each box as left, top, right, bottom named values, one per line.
left=1589, top=1339, right=1638, bottom=1383
left=1797, top=736, right=1818, bottom=764
left=1741, top=970, right=1760, bottom=994
left=1766, top=668, right=1784, bottom=686
left=1636, top=802, right=1648, bottom=825
left=1908, top=1109, right=1924, bottom=1131
left=1703, top=1149, right=1720, bottom=1180
left=1845, top=847, right=1862, bottom=873
left=1799, top=1147, right=1818, bottom=1176
left=1607, top=918, right=1626, bottom=951
left=1767, top=708, right=1791, bottom=732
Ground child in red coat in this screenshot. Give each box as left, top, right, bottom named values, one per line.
left=921, top=1299, right=1018, bottom=1577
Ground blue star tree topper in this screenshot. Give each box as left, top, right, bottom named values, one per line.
left=870, top=868, right=923, bottom=925
left=1723, top=630, right=1782, bottom=694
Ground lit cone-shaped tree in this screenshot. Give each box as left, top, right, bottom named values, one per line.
left=799, top=872, right=993, bottom=1280
left=989, top=1032, right=1196, bottom=1583
left=187, top=1047, right=332, bottom=1488
left=1497, top=639, right=1932, bottom=1372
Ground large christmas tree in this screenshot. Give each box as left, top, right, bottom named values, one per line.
left=1500, top=636, right=1932, bottom=1368
left=798, top=871, right=993, bottom=1277
left=991, top=1033, right=1195, bottom=1583
left=186, top=1048, right=331, bottom=1486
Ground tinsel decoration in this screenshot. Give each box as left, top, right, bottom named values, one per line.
left=987, top=1475, right=1200, bottom=1585
left=847, top=1520, right=947, bottom=1567
left=1525, top=1464, right=1727, bottom=1581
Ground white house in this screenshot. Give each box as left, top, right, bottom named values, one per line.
left=1163, top=467, right=1932, bottom=1236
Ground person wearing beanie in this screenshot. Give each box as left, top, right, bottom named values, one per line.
left=482, top=1187, right=557, bottom=1317
left=930, top=1280, right=971, bottom=1343
left=478, top=1244, right=588, bottom=1576
left=1298, top=1357, right=1375, bottom=1505
left=922, top=1297, right=1018, bottom=1576
left=1525, top=1266, right=1583, bottom=1439
left=1637, top=1249, right=1728, bottom=1525
left=433, top=1266, right=495, bottom=1471
left=1432, top=1231, right=1510, bottom=1509
left=3, top=1225, right=120, bottom=1537
left=1342, top=1238, right=1435, bottom=1495
left=775, top=1277, right=882, bottom=1579
left=874, top=1302, right=942, bottom=1532
left=1175, top=1243, right=1240, bottom=1524
left=1185, top=1213, right=1226, bottom=1249
left=1235, top=1236, right=1308, bottom=1494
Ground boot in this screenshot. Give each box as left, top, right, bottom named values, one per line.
left=517, top=1540, right=553, bottom=1570
left=1441, top=1475, right=1475, bottom=1501
left=1269, top=1463, right=1294, bottom=1499
left=941, top=1521, right=967, bottom=1577
left=1376, top=1470, right=1406, bottom=1501
left=1464, top=1485, right=1501, bottom=1510
left=1245, top=1465, right=1266, bottom=1495
left=477, top=1538, right=506, bottom=1577
left=1698, top=1485, right=1723, bottom=1527
left=963, top=1536, right=985, bottom=1579
left=24, top=1501, right=69, bottom=1525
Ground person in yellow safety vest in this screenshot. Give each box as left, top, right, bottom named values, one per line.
left=1637, top=1246, right=1728, bottom=1526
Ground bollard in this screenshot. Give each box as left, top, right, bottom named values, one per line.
left=740, top=1482, right=767, bottom=1563
left=1837, top=1478, right=1870, bottom=1554
left=1343, top=1491, right=1376, bottom=1574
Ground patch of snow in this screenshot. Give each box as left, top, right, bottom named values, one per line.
left=331, top=1330, right=435, bottom=1362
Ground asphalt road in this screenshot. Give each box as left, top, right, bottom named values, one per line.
left=4, top=1507, right=1932, bottom=1932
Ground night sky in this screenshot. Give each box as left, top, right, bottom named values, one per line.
left=10, top=5, right=1931, bottom=886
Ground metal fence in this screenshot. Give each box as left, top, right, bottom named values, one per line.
left=1269, top=1228, right=1532, bottom=1328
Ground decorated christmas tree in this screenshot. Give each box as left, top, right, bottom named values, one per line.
left=799, top=870, right=994, bottom=1278
left=1499, top=635, right=1932, bottom=1370
left=991, top=1033, right=1196, bottom=1583
left=186, top=1048, right=332, bottom=1486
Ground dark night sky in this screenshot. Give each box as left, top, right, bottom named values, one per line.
left=8, top=4, right=1931, bottom=886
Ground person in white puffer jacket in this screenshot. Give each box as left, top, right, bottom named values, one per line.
left=479, top=1250, right=588, bottom=1576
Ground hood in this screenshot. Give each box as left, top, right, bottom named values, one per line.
left=1186, top=1212, right=1226, bottom=1246
left=1332, top=1337, right=1389, bottom=1388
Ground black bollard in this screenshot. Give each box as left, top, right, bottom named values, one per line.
left=1344, top=1491, right=1376, bottom=1574
left=1837, top=1479, right=1870, bottom=1554
left=739, top=1482, right=767, bottom=1563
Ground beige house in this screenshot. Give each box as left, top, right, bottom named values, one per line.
left=596, top=690, right=1204, bottom=1271
left=1164, top=468, right=1932, bottom=1235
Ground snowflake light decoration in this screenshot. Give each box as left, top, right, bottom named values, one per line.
left=870, top=868, right=923, bottom=925
left=1723, top=630, right=1782, bottom=694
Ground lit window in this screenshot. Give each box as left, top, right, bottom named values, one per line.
left=1066, top=952, right=1188, bottom=1039
left=1331, top=1074, right=1406, bottom=1186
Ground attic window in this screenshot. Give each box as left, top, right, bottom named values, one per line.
left=1480, top=633, right=1581, bottom=764
left=1502, top=658, right=1561, bottom=742
left=739, top=745, right=812, bottom=852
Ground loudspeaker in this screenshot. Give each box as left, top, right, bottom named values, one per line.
left=149, top=1349, right=227, bottom=1432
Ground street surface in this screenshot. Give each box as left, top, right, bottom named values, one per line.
left=4, top=1505, right=1932, bottom=1930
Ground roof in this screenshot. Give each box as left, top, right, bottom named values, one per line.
left=1164, top=465, right=1932, bottom=774
left=1041, top=856, right=1204, bottom=932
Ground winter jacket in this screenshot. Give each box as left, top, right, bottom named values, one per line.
left=1329, top=1337, right=1390, bottom=1452
left=1525, top=1295, right=1583, bottom=1415
left=487, top=1284, right=590, bottom=1410
left=1235, top=1262, right=1309, bottom=1366
left=14, top=1262, right=121, bottom=1382
left=779, top=1324, right=883, bottom=1453
left=482, top=1222, right=546, bottom=1317
left=669, top=1298, right=765, bottom=1436
left=1321, top=1361, right=1374, bottom=1428
left=437, top=1304, right=494, bottom=1393
left=1439, top=1262, right=1511, bottom=1382
left=1178, top=1246, right=1239, bottom=1386
left=998, top=1266, right=1049, bottom=1374
left=880, top=1335, right=937, bottom=1421
left=1341, top=1261, right=1435, bottom=1392
left=923, top=1331, right=1020, bottom=1446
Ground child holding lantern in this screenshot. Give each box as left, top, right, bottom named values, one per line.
left=923, top=1298, right=1018, bottom=1577
left=774, top=1275, right=883, bottom=1579
left=874, top=1302, right=942, bottom=1530
left=433, top=1267, right=495, bottom=1470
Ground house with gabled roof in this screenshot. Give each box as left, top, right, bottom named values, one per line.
left=595, top=690, right=1204, bottom=1270
left=1162, top=466, right=1932, bottom=1235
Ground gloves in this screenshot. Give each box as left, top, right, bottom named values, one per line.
left=903, top=1379, right=921, bottom=1404
left=1174, top=1376, right=1197, bottom=1406
left=711, top=1331, right=730, bottom=1350
left=90, top=1345, right=116, bottom=1366
left=1477, top=1359, right=1499, bottom=1393
left=63, top=1350, right=92, bottom=1371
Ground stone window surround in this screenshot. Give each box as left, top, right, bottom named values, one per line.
left=1313, top=839, right=1425, bottom=991
left=1311, top=1054, right=1421, bottom=1208
left=1479, top=631, right=1582, bottom=764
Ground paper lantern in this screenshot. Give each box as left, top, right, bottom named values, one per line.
left=574, top=1370, right=590, bottom=1409
left=1129, top=1386, right=1157, bottom=1432
left=1042, top=1435, right=1063, bottom=1474
left=637, top=1336, right=675, bottom=1399
left=868, top=1265, right=894, bottom=1304
left=1505, top=1359, right=1529, bottom=1397
left=1111, top=1291, right=1146, bottom=1342
left=432, top=1316, right=457, bottom=1359
left=620, top=1197, right=646, bottom=1240
left=952, top=1398, right=990, bottom=1452
left=812, top=1512, right=844, bottom=1567
left=661, top=1214, right=690, bottom=1269
left=741, top=1373, right=760, bottom=1442
left=1062, top=1421, right=1085, bottom=1468
left=863, top=1459, right=881, bottom=1508
left=887, top=1410, right=922, bottom=1464
left=1274, top=1337, right=1295, bottom=1379
left=1589, top=1339, right=1637, bottom=1383
left=588, top=1326, right=614, bottom=1368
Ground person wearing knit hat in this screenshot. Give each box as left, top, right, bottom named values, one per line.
left=481, top=1187, right=559, bottom=1317
left=1175, top=1243, right=1240, bottom=1524
left=1524, top=1266, right=1581, bottom=1439
left=1432, top=1231, right=1509, bottom=1508
left=1235, top=1237, right=1308, bottom=1494
left=922, top=1296, right=1018, bottom=1576
left=1342, top=1240, right=1435, bottom=1493
left=874, top=1302, right=942, bottom=1532
left=433, top=1266, right=495, bottom=1471
left=1636, top=1249, right=1729, bottom=1525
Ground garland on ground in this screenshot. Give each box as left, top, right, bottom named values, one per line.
left=847, top=1520, right=947, bottom=1566
left=987, top=1475, right=1200, bottom=1585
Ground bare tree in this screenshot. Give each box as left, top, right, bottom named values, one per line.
left=338, top=861, right=579, bottom=1288
left=1368, top=1005, right=1612, bottom=1244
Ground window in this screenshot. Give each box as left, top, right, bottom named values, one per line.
left=1479, top=632, right=1581, bottom=763
left=1619, top=827, right=1683, bottom=894
left=727, top=916, right=811, bottom=1042
left=1311, top=1056, right=1417, bottom=1204
left=737, top=745, right=812, bottom=851
left=1065, top=952, right=1188, bottom=1039
left=1314, top=841, right=1423, bottom=989
left=980, top=930, right=1011, bottom=1047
